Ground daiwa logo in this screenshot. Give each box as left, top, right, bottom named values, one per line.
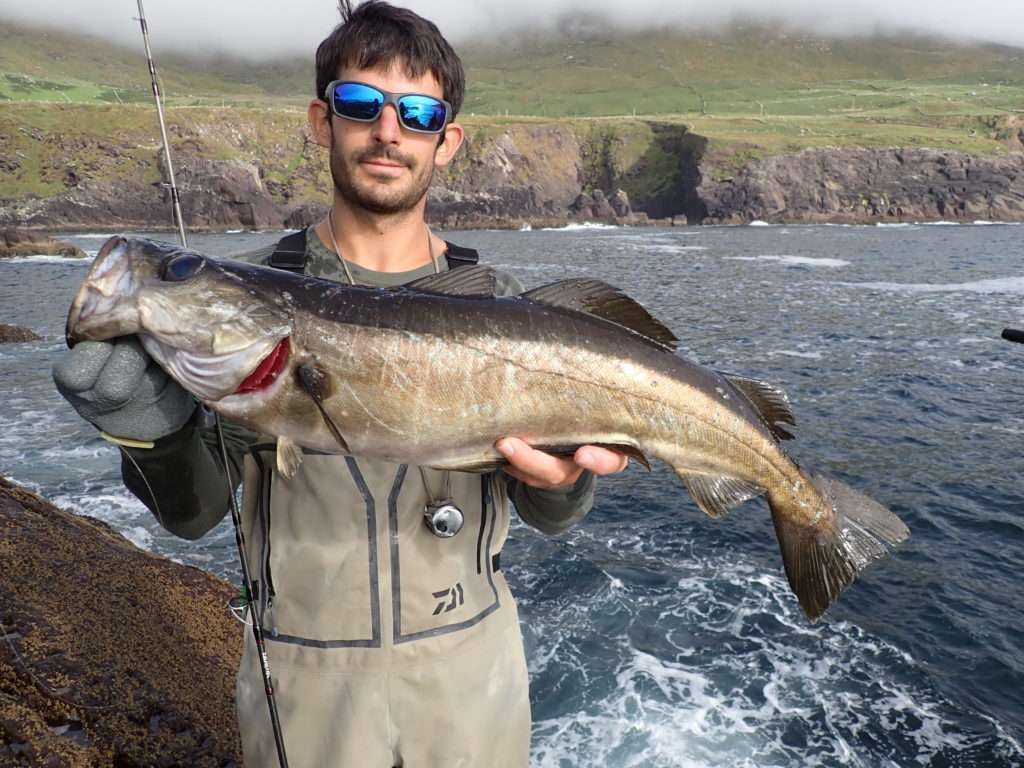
left=432, top=583, right=465, bottom=615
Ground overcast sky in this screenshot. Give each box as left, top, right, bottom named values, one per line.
left=2, top=0, right=1023, bottom=57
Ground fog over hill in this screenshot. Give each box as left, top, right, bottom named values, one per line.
left=0, top=0, right=1022, bottom=58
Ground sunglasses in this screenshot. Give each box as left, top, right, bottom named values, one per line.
left=324, top=80, right=452, bottom=135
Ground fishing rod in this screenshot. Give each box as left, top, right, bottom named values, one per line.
left=133, top=4, right=289, bottom=765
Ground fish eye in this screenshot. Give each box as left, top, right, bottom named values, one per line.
left=160, top=253, right=204, bottom=282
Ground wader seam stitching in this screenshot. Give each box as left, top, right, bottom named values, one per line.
left=346, top=456, right=382, bottom=647
left=392, top=473, right=502, bottom=645
left=389, top=464, right=409, bottom=642
left=249, top=448, right=272, bottom=620
left=250, top=447, right=382, bottom=648
left=476, top=474, right=488, bottom=575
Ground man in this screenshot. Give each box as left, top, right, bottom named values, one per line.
left=53, top=2, right=626, bottom=765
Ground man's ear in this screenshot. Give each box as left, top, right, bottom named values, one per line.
left=434, top=121, right=464, bottom=168
left=308, top=98, right=333, bottom=148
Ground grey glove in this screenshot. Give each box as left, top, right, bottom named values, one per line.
left=53, top=336, right=196, bottom=442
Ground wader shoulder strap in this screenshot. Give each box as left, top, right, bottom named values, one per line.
left=268, top=229, right=308, bottom=273
left=268, top=230, right=480, bottom=274
left=443, top=241, right=480, bottom=269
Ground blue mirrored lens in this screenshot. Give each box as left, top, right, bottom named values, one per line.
left=398, top=95, right=448, bottom=132
left=334, top=82, right=384, bottom=121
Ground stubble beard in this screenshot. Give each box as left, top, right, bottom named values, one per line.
left=329, top=137, right=434, bottom=216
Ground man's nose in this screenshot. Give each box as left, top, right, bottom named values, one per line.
left=372, top=103, right=402, bottom=143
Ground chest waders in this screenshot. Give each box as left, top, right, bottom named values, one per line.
left=219, top=228, right=481, bottom=767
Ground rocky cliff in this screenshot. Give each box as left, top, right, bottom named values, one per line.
left=0, top=229, right=85, bottom=258
left=699, top=147, right=1024, bottom=224
left=1, top=104, right=1022, bottom=229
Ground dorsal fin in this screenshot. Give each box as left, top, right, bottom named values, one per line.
left=404, top=265, right=497, bottom=297
left=521, top=279, right=678, bottom=351
left=720, top=372, right=796, bottom=441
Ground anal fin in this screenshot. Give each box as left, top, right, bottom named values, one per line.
left=523, top=442, right=651, bottom=471
left=430, top=442, right=650, bottom=474
left=429, top=458, right=509, bottom=474
left=682, top=474, right=764, bottom=518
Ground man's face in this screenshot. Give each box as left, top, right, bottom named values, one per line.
left=324, top=64, right=450, bottom=216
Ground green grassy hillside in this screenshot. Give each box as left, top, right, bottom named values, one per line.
left=462, top=27, right=1024, bottom=117
left=2, top=20, right=1022, bottom=117
left=0, top=19, right=1020, bottom=206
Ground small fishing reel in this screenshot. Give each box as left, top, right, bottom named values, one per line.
left=424, top=500, right=464, bottom=538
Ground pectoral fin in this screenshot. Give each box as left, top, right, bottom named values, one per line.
left=296, top=363, right=351, bottom=455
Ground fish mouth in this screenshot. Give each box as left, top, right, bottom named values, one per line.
left=66, top=235, right=133, bottom=347
left=234, top=337, right=291, bottom=394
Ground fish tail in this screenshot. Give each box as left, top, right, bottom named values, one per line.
left=769, top=472, right=909, bottom=622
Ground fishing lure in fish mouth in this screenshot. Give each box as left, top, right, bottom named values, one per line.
left=67, top=235, right=909, bottom=622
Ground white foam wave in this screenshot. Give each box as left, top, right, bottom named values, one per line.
left=0, top=254, right=92, bottom=264
left=49, top=490, right=149, bottom=528
left=769, top=349, right=824, bottom=360
left=725, top=255, right=849, bottom=268
left=121, top=525, right=155, bottom=550
left=71, top=233, right=118, bottom=239
left=638, top=244, right=708, bottom=254
left=524, top=547, right=1022, bottom=767
left=846, top=276, right=1024, bottom=295
left=541, top=222, right=621, bottom=231
left=748, top=220, right=774, bottom=227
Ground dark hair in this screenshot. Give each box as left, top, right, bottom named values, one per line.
left=316, top=1, right=465, bottom=117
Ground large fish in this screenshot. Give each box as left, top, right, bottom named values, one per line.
left=67, top=236, right=908, bottom=620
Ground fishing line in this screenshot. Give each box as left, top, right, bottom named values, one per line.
left=216, top=415, right=289, bottom=767
left=132, top=3, right=289, bottom=763
left=119, top=444, right=165, bottom=529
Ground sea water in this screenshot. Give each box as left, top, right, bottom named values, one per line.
left=1, top=223, right=1022, bottom=766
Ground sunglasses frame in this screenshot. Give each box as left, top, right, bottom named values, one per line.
left=323, top=80, right=453, bottom=135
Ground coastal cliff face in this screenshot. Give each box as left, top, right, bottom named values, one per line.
left=699, top=147, right=1024, bottom=224
left=0, top=104, right=1021, bottom=229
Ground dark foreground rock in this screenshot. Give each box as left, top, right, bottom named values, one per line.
left=699, top=147, right=1024, bottom=224
left=0, top=230, right=85, bottom=259
left=0, top=476, right=241, bottom=766
left=0, top=324, right=41, bottom=343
